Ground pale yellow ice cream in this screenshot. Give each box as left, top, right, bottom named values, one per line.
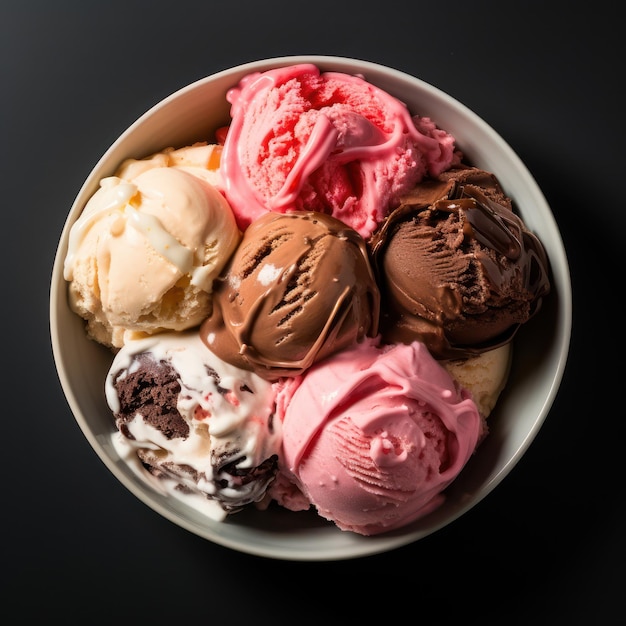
left=116, top=142, right=223, bottom=185
left=443, top=343, right=512, bottom=418
left=63, top=144, right=240, bottom=349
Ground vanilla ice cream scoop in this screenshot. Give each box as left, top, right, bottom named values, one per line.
left=64, top=165, right=240, bottom=348
left=115, top=142, right=223, bottom=188
left=443, top=343, right=512, bottom=418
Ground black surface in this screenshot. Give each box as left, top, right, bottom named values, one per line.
left=3, top=0, right=623, bottom=622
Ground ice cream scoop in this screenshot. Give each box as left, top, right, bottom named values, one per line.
left=369, top=166, right=551, bottom=359
left=221, top=63, right=459, bottom=239
left=443, top=343, right=512, bottom=417
left=105, top=331, right=281, bottom=520
left=115, top=142, right=224, bottom=188
left=275, top=337, right=484, bottom=536
left=201, top=210, right=380, bottom=380
left=64, top=164, right=240, bottom=348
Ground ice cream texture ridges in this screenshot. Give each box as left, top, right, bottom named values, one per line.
left=221, top=63, right=458, bottom=239
left=369, top=166, right=551, bottom=359
left=274, top=338, right=484, bottom=535
left=201, top=210, right=380, bottom=380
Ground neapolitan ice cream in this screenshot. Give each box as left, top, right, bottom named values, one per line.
left=64, top=144, right=238, bottom=348
left=220, top=63, right=459, bottom=239
left=105, top=331, right=281, bottom=519
left=201, top=210, right=380, bottom=380
left=272, top=337, right=484, bottom=535
left=62, top=62, right=552, bottom=537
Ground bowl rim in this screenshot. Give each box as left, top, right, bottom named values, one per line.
left=50, top=54, right=572, bottom=560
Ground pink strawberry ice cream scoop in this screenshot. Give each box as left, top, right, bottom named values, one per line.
left=275, top=337, right=484, bottom=535
left=221, top=63, right=458, bottom=239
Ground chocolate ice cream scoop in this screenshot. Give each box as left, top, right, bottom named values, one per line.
left=201, top=210, right=380, bottom=380
left=369, top=166, right=551, bottom=360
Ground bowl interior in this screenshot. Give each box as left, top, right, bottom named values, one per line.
left=50, top=55, right=572, bottom=560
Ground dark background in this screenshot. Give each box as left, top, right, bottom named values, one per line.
left=3, top=0, right=623, bottom=622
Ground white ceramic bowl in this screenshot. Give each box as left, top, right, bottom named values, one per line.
left=50, top=55, right=572, bottom=561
